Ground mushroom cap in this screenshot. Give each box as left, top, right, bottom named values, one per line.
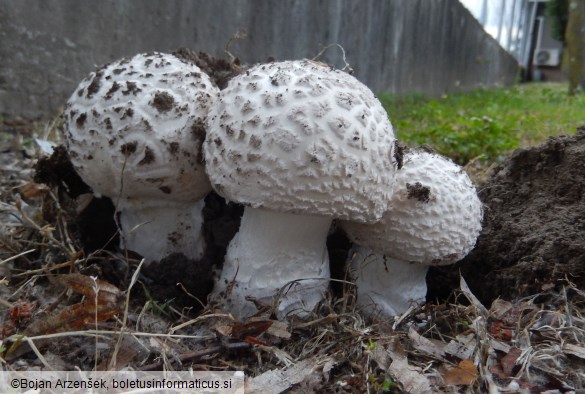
left=204, top=60, right=397, bottom=222
left=64, top=52, right=219, bottom=204
left=340, top=150, right=483, bottom=265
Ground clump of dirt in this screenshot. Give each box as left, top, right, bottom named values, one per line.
left=140, top=194, right=243, bottom=309
left=151, top=91, right=175, bottom=113
left=406, top=181, right=431, bottom=203
left=173, top=48, right=241, bottom=89
left=33, top=145, right=90, bottom=198
left=33, top=145, right=119, bottom=252
left=428, top=129, right=585, bottom=305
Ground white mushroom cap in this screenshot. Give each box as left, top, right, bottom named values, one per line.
left=63, top=52, right=219, bottom=262
left=64, top=52, right=218, bottom=205
left=204, top=60, right=398, bottom=222
left=341, top=150, right=483, bottom=265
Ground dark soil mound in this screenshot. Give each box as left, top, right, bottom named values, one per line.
left=428, top=129, right=585, bottom=305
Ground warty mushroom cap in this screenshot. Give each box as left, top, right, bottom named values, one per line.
left=341, top=150, right=483, bottom=318
left=204, top=59, right=398, bottom=222
left=340, top=150, right=483, bottom=265
left=64, top=52, right=219, bottom=206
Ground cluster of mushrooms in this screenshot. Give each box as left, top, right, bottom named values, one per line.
left=63, top=52, right=483, bottom=320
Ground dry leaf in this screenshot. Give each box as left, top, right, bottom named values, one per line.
left=18, top=275, right=122, bottom=337
left=18, top=182, right=49, bottom=199
left=489, top=299, right=514, bottom=320
left=408, top=326, right=446, bottom=358
left=54, top=273, right=122, bottom=305
left=231, top=320, right=273, bottom=340
left=9, top=300, right=36, bottom=321
left=1, top=300, right=36, bottom=339
left=442, top=359, right=478, bottom=386
left=245, top=336, right=269, bottom=346
left=24, top=302, right=120, bottom=336
left=460, top=276, right=488, bottom=317
left=444, top=333, right=476, bottom=359
left=489, top=320, right=514, bottom=341
left=489, top=338, right=511, bottom=353
left=563, top=343, right=585, bottom=360
left=246, top=356, right=333, bottom=394
left=372, top=340, right=433, bottom=394
left=500, top=347, right=522, bottom=375
left=213, top=324, right=232, bottom=337
left=264, top=320, right=291, bottom=339
left=387, top=351, right=433, bottom=394
left=322, top=358, right=337, bottom=382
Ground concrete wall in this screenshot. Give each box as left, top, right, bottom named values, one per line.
left=0, top=0, right=519, bottom=120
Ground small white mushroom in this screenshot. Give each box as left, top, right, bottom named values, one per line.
left=63, top=52, right=219, bottom=262
left=340, top=150, right=483, bottom=319
left=205, top=60, right=398, bottom=319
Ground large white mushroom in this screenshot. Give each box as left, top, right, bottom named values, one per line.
left=63, top=52, right=219, bottom=262
left=204, top=60, right=398, bottom=319
left=340, top=150, right=483, bottom=319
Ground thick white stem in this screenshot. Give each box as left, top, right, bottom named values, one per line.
left=213, top=207, right=331, bottom=319
left=349, top=246, right=428, bottom=319
left=118, top=199, right=206, bottom=263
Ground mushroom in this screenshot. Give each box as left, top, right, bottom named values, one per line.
left=340, top=150, right=483, bottom=318
left=204, top=60, right=398, bottom=319
left=63, top=52, right=219, bottom=262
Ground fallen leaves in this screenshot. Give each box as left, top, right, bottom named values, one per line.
left=489, top=347, right=522, bottom=379
left=51, top=273, right=122, bottom=305
left=385, top=348, right=433, bottom=393
left=17, top=181, right=50, bottom=200
left=563, top=343, right=585, bottom=360
left=359, top=277, right=585, bottom=392
left=3, top=273, right=122, bottom=340
left=230, top=320, right=273, bottom=340
left=442, top=359, right=478, bottom=386
left=246, top=355, right=335, bottom=394
left=0, top=300, right=37, bottom=338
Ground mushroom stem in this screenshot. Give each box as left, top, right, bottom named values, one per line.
left=349, top=246, right=428, bottom=318
left=214, top=207, right=331, bottom=319
left=118, top=199, right=206, bottom=263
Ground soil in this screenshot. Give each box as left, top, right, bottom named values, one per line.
left=34, top=145, right=90, bottom=198
left=427, top=128, right=585, bottom=305
left=150, top=91, right=175, bottom=113
left=173, top=48, right=241, bottom=89
left=406, top=181, right=431, bottom=203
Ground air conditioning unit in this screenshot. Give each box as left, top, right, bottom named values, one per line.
left=534, top=48, right=562, bottom=67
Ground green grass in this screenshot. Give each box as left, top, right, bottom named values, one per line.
left=380, top=83, right=585, bottom=164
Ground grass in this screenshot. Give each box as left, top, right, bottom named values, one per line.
left=380, top=82, right=585, bottom=164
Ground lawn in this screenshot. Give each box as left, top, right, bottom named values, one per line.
left=380, top=82, right=585, bottom=165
